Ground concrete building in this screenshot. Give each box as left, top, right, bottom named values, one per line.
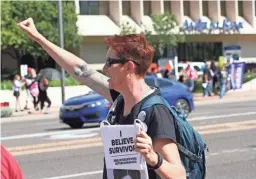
left=75, top=0, right=256, bottom=70
left=2, top=0, right=256, bottom=72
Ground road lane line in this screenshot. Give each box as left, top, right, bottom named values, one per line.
left=2, top=112, right=256, bottom=141
left=43, top=146, right=256, bottom=179
left=199, top=125, right=256, bottom=135
left=1, top=128, right=100, bottom=141
left=7, top=137, right=102, bottom=152
left=11, top=142, right=103, bottom=156
left=189, top=112, right=256, bottom=121
left=194, top=120, right=256, bottom=130
left=43, top=170, right=102, bottom=179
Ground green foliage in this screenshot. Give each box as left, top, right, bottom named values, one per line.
left=120, top=21, right=137, bottom=35
left=1, top=107, right=13, bottom=118
left=1, top=76, right=80, bottom=90
left=1, top=80, right=13, bottom=90
left=48, top=76, right=80, bottom=87
left=144, top=13, right=185, bottom=50
left=1, top=1, right=82, bottom=59
left=243, top=72, right=256, bottom=83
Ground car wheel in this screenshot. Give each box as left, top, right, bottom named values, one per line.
left=68, top=122, right=84, bottom=129
left=175, top=99, right=190, bottom=118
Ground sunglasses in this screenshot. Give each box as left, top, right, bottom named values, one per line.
left=105, top=57, right=140, bottom=68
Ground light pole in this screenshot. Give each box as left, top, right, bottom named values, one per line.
left=58, top=0, right=65, bottom=104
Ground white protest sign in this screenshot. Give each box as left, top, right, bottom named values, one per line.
left=20, top=65, right=28, bottom=77
left=100, top=119, right=149, bottom=179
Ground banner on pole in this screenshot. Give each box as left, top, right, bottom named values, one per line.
left=231, top=62, right=245, bottom=90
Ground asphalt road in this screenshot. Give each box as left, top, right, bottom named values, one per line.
left=1, top=100, right=256, bottom=179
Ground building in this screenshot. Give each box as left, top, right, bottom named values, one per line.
left=2, top=0, right=256, bottom=72
left=75, top=0, right=256, bottom=70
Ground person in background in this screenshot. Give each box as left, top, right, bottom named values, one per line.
left=210, top=60, right=218, bottom=95
left=202, top=61, right=213, bottom=97
left=216, top=64, right=227, bottom=99
left=36, top=77, right=51, bottom=114
left=185, top=64, right=198, bottom=92
left=1, top=145, right=24, bottom=179
left=12, top=75, right=24, bottom=112
left=24, top=68, right=39, bottom=113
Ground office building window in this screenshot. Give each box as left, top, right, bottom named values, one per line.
left=122, top=1, right=131, bottom=16
left=79, top=0, right=99, bottom=15
left=177, top=42, right=222, bottom=62
left=238, top=1, right=243, bottom=16
left=221, top=1, right=226, bottom=16
left=164, top=1, right=172, bottom=13
left=183, top=1, right=190, bottom=16
left=202, top=1, right=209, bottom=16
left=144, top=1, right=152, bottom=16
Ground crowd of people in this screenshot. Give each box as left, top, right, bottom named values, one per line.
left=12, top=67, right=51, bottom=113
left=146, top=60, right=231, bottom=99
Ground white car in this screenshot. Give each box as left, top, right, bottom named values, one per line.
left=178, top=62, right=205, bottom=76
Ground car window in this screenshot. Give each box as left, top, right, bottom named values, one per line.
left=145, top=78, right=156, bottom=87
left=157, top=79, right=173, bottom=88
left=193, top=66, right=201, bottom=71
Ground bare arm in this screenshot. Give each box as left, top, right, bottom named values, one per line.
left=136, top=132, right=186, bottom=179
left=153, top=139, right=186, bottom=179
left=37, top=35, right=112, bottom=101
left=17, top=18, right=112, bottom=102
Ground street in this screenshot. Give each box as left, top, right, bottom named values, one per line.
left=1, top=100, right=256, bottom=179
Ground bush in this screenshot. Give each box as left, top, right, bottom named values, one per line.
left=193, top=80, right=203, bottom=93
left=1, top=80, right=13, bottom=90
left=1, top=107, right=13, bottom=118
left=243, top=72, right=256, bottom=83
left=48, top=76, right=80, bottom=87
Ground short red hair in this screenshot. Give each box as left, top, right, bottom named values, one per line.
left=104, top=34, right=154, bottom=76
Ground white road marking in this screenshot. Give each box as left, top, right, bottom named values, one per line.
left=189, top=112, right=256, bottom=121
left=43, top=147, right=256, bottom=178
left=0, top=128, right=100, bottom=141
left=207, top=147, right=256, bottom=157
left=48, top=133, right=98, bottom=140
left=1, top=111, right=256, bottom=141
left=43, top=170, right=102, bottom=179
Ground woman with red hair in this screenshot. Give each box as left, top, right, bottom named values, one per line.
left=18, top=18, right=186, bottom=179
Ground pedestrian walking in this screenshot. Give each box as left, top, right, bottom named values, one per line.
left=184, top=63, right=198, bottom=92
left=24, top=68, right=39, bottom=113
left=36, top=77, right=51, bottom=114
left=210, top=60, right=218, bottom=95
left=202, top=61, right=213, bottom=97
left=18, top=18, right=186, bottom=179
left=12, top=75, right=24, bottom=112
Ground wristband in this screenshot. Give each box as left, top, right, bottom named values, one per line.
left=148, top=152, right=163, bottom=170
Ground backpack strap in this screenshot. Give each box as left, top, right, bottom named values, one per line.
left=141, top=95, right=179, bottom=119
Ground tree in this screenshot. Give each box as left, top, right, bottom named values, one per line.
left=119, top=13, right=185, bottom=59
left=1, top=1, right=82, bottom=67
left=145, top=13, right=185, bottom=58
left=120, top=21, right=137, bottom=35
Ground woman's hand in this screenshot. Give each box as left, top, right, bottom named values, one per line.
left=17, top=18, right=41, bottom=42
left=135, top=128, right=158, bottom=166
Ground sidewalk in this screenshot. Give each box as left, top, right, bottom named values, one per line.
left=1, top=79, right=256, bottom=121
left=193, top=89, right=256, bottom=105
left=2, top=89, right=255, bottom=122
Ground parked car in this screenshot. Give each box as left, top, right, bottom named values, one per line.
left=59, top=76, right=195, bottom=128
left=178, top=62, right=205, bottom=76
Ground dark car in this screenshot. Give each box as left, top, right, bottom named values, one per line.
left=59, top=76, right=195, bottom=128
